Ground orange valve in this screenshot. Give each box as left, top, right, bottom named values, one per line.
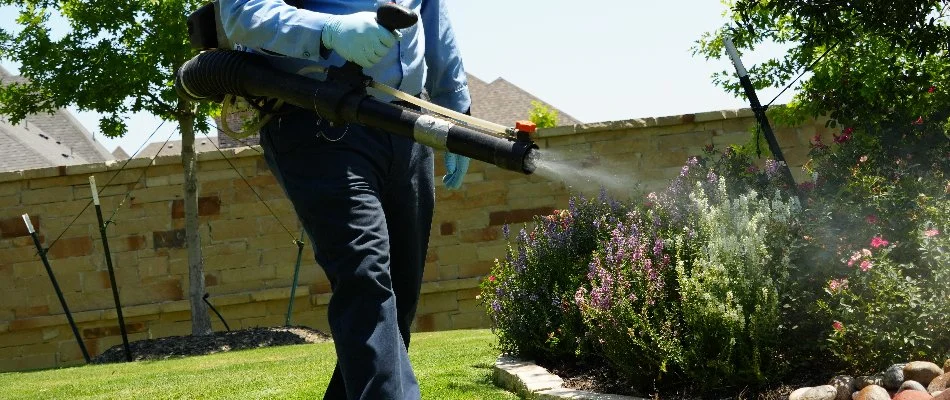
left=515, top=120, right=537, bottom=133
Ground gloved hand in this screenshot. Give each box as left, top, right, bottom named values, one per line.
left=321, top=12, right=399, bottom=68
left=443, top=152, right=470, bottom=190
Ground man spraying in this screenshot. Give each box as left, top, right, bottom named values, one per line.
left=218, top=1, right=471, bottom=398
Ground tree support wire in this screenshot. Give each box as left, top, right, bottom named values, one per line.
left=45, top=120, right=168, bottom=253
left=724, top=36, right=803, bottom=202
left=89, top=176, right=132, bottom=362
left=285, top=234, right=305, bottom=326
left=21, top=214, right=91, bottom=364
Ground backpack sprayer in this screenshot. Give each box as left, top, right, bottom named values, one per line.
left=175, top=2, right=539, bottom=174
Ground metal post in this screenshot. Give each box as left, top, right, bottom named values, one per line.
left=724, top=36, right=802, bottom=200
left=89, top=177, right=132, bottom=362
left=285, top=235, right=305, bottom=326
left=22, top=214, right=90, bottom=363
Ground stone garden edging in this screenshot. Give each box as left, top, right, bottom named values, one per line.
left=493, top=355, right=647, bottom=400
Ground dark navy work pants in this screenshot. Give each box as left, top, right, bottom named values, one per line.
left=260, top=108, right=433, bottom=400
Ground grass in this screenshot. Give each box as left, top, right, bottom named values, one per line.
left=0, top=329, right=518, bottom=399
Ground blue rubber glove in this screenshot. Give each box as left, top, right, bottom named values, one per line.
left=443, top=152, right=470, bottom=190
left=321, top=12, right=398, bottom=68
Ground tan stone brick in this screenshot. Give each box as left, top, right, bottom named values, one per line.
left=209, top=219, right=257, bottom=241
left=248, top=233, right=297, bottom=251
left=12, top=261, right=44, bottom=279
left=219, top=302, right=266, bottom=320
left=411, top=312, right=451, bottom=332
left=128, top=185, right=183, bottom=205
left=137, top=256, right=169, bottom=278
left=0, top=181, right=22, bottom=197
left=459, top=261, right=494, bottom=278
left=436, top=243, right=478, bottom=266
left=450, top=311, right=489, bottom=329
left=149, top=321, right=191, bottom=338
left=13, top=305, right=49, bottom=319
left=476, top=244, right=506, bottom=262
left=657, top=131, right=714, bottom=150
left=220, top=265, right=275, bottom=284
left=417, top=291, right=458, bottom=315
left=459, top=227, right=501, bottom=243
left=240, top=315, right=284, bottom=329
left=262, top=248, right=299, bottom=266
left=22, top=186, right=73, bottom=205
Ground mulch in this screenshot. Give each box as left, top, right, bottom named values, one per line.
left=91, top=326, right=331, bottom=364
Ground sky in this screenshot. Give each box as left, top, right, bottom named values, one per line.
left=0, top=1, right=793, bottom=155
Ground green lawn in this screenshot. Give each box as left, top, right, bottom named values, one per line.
left=0, top=329, right=517, bottom=399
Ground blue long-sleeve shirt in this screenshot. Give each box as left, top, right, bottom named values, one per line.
left=218, top=0, right=471, bottom=113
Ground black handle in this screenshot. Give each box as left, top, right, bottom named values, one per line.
left=376, top=3, right=418, bottom=31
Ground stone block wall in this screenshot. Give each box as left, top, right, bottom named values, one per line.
left=0, top=108, right=833, bottom=371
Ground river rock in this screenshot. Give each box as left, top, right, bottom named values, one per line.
left=857, top=374, right=885, bottom=390
left=892, top=390, right=934, bottom=400
left=900, top=380, right=929, bottom=393
left=829, top=375, right=856, bottom=400
left=934, top=390, right=947, bottom=399
left=930, top=373, right=950, bottom=394
left=944, top=359, right=949, bottom=373
left=885, top=364, right=908, bottom=390
left=906, top=362, right=944, bottom=386
left=853, top=385, right=890, bottom=400
left=789, top=387, right=812, bottom=400
left=796, top=385, right=839, bottom=400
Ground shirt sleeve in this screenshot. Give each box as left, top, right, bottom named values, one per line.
left=218, top=0, right=329, bottom=61
left=420, top=0, right=472, bottom=113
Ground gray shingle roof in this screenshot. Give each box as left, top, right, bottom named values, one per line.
left=133, top=137, right=219, bottom=159
left=468, top=74, right=582, bottom=126
left=112, top=146, right=130, bottom=160
left=0, top=118, right=92, bottom=171
left=0, top=66, right=115, bottom=172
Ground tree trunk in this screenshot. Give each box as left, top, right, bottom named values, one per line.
left=178, top=99, right=212, bottom=336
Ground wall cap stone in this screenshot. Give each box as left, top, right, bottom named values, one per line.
left=537, top=107, right=757, bottom=139
left=0, top=145, right=264, bottom=183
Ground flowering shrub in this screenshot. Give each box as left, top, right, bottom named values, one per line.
left=480, top=193, right=627, bottom=362
left=803, top=121, right=950, bottom=372
left=674, top=180, right=800, bottom=385
left=574, top=209, right=682, bottom=382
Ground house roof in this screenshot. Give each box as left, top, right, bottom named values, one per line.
left=0, top=66, right=115, bottom=172
left=134, top=137, right=219, bottom=159
left=0, top=117, right=92, bottom=171
left=467, top=74, right=582, bottom=126
left=112, top=146, right=130, bottom=160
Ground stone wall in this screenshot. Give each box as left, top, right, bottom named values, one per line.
left=0, top=108, right=832, bottom=371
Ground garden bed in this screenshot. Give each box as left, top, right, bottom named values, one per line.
left=91, top=326, right=331, bottom=364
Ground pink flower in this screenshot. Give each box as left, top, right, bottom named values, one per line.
left=928, top=86, right=936, bottom=93
left=865, top=214, right=878, bottom=225
left=924, top=229, right=940, bottom=237
left=859, top=260, right=872, bottom=272
left=870, top=236, right=889, bottom=248
left=859, top=155, right=868, bottom=163
left=488, top=275, right=496, bottom=282
left=832, top=321, right=844, bottom=332
left=828, top=278, right=849, bottom=293
left=913, top=116, right=924, bottom=125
